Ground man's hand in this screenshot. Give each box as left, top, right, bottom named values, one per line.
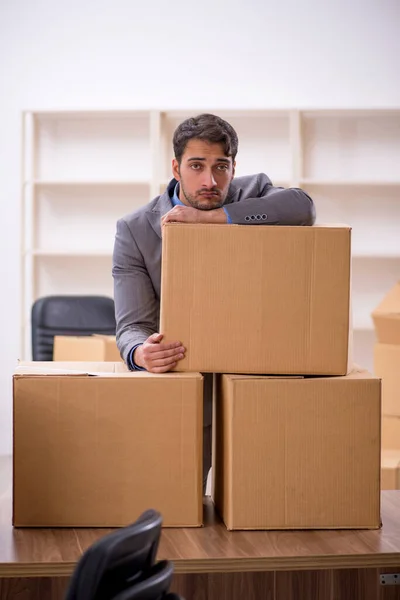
left=161, top=205, right=227, bottom=226
left=133, top=333, right=185, bottom=373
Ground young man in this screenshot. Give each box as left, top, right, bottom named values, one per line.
left=112, top=113, right=316, bottom=489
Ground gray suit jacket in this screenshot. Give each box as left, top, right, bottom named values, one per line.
left=112, top=173, right=315, bottom=366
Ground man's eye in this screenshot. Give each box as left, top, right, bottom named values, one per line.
left=217, top=164, right=228, bottom=171
left=191, top=163, right=201, bottom=170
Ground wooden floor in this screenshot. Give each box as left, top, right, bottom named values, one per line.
left=1, top=456, right=400, bottom=599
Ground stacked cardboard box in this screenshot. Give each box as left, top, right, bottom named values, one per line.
left=213, top=371, right=380, bottom=530
left=372, top=282, right=400, bottom=490
left=13, top=362, right=203, bottom=527
left=160, top=223, right=381, bottom=530
left=160, top=224, right=352, bottom=375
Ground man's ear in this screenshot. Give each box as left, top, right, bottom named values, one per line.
left=172, top=159, right=181, bottom=181
left=232, top=161, right=236, bottom=179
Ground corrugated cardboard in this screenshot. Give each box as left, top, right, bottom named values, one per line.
left=372, top=282, right=400, bottom=344
left=382, top=416, right=400, bottom=450
left=13, top=362, right=203, bottom=527
left=53, top=335, right=121, bottom=362
left=374, top=344, right=400, bottom=416
left=381, top=450, right=400, bottom=490
left=160, top=224, right=351, bottom=375
left=213, top=369, right=381, bottom=530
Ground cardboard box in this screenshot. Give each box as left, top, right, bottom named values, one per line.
left=382, top=416, right=400, bottom=450
left=372, top=281, right=400, bottom=345
left=381, top=451, right=400, bottom=490
left=374, top=344, right=400, bottom=416
left=213, top=369, right=381, bottom=530
left=160, top=224, right=351, bottom=375
left=13, top=362, right=203, bottom=527
left=53, top=335, right=121, bottom=362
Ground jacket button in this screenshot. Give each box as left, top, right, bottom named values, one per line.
left=262, top=214, right=267, bottom=220
left=245, top=216, right=250, bottom=221
left=256, top=214, right=261, bottom=220
left=251, top=215, right=256, bottom=220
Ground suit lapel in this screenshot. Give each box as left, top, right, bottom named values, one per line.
left=146, top=186, right=174, bottom=239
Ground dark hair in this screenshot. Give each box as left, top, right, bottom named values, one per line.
left=173, top=113, right=239, bottom=164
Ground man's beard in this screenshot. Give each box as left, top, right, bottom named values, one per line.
left=180, top=181, right=226, bottom=211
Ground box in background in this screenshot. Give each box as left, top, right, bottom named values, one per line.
left=13, top=363, right=203, bottom=527
left=374, top=344, right=400, bottom=417
left=373, top=282, right=400, bottom=418
left=213, top=370, right=381, bottom=530
left=160, top=224, right=351, bottom=375
left=382, top=415, right=400, bottom=450
left=372, top=282, right=400, bottom=346
left=381, top=450, right=400, bottom=490
left=53, top=335, right=121, bottom=362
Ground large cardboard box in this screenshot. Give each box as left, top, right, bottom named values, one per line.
left=382, top=416, right=400, bottom=450
left=13, top=362, right=203, bottom=527
left=213, top=370, right=381, bottom=530
left=381, top=451, right=400, bottom=490
left=160, top=224, right=351, bottom=375
left=53, top=335, right=121, bottom=362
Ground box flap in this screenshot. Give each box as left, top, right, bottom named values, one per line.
left=15, top=361, right=202, bottom=379
left=17, top=360, right=127, bottom=373
left=222, top=366, right=376, bottom=384
left=372, top=282, right=400, bottom=344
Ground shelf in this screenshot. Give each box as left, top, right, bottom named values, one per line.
left=27, top=250, right=112, bottom=257
left=301, top=179, right=400, bottom=187
left=352, top=253, right=400, bottom=259
left=26, top=180, right=150, bottom=187
left=35, top=110, right=151, bottom=118
left=301, top=109, right=400, bottom=118
left=163, top=109, right=290, bottom=119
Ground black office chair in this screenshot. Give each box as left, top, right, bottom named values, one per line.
left=64, top=509, right=163, bottom=600
left=31, top=295, right=116, bottom=361
left=112, top=561, right=174, bottom=599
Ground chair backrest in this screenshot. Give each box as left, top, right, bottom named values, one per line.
left=64, top=509, right=162, bottom=600
left=111, top=561, right=174, bottom=600
left=32, top=295, right=116, bottom=361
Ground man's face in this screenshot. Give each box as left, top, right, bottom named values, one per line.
left=172, top=139, right=235, bottom=211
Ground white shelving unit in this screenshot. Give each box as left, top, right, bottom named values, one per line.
left=21, top=109, right=400, bottom=368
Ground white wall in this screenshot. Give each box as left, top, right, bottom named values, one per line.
left=0, top=0, right=399, bottom=454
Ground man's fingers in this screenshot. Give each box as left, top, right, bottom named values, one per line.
left=148, top=332, right=163, bottom=343
left=146, top=347, right=184, bottom=360
left=147, top=341, right=183, bottom=353
left=148, top=363, right=177, bottom=374
left=150, top=356, right=183, bottom=367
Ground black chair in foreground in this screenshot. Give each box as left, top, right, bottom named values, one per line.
left=64, top=509, right=162, bottom=600
left=112, top=560, right=174, bottom=600
left=31, top=295, right=116, bottom=361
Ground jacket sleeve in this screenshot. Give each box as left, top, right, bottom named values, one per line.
left=112, top=218, right=158, bottom=365
left=224, top=173, right=316, bottom=226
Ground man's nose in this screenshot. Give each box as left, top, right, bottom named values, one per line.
left=201, top=169, right=217, bottom=188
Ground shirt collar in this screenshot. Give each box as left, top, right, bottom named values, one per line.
left=172, top=183, right=185, bottom=206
